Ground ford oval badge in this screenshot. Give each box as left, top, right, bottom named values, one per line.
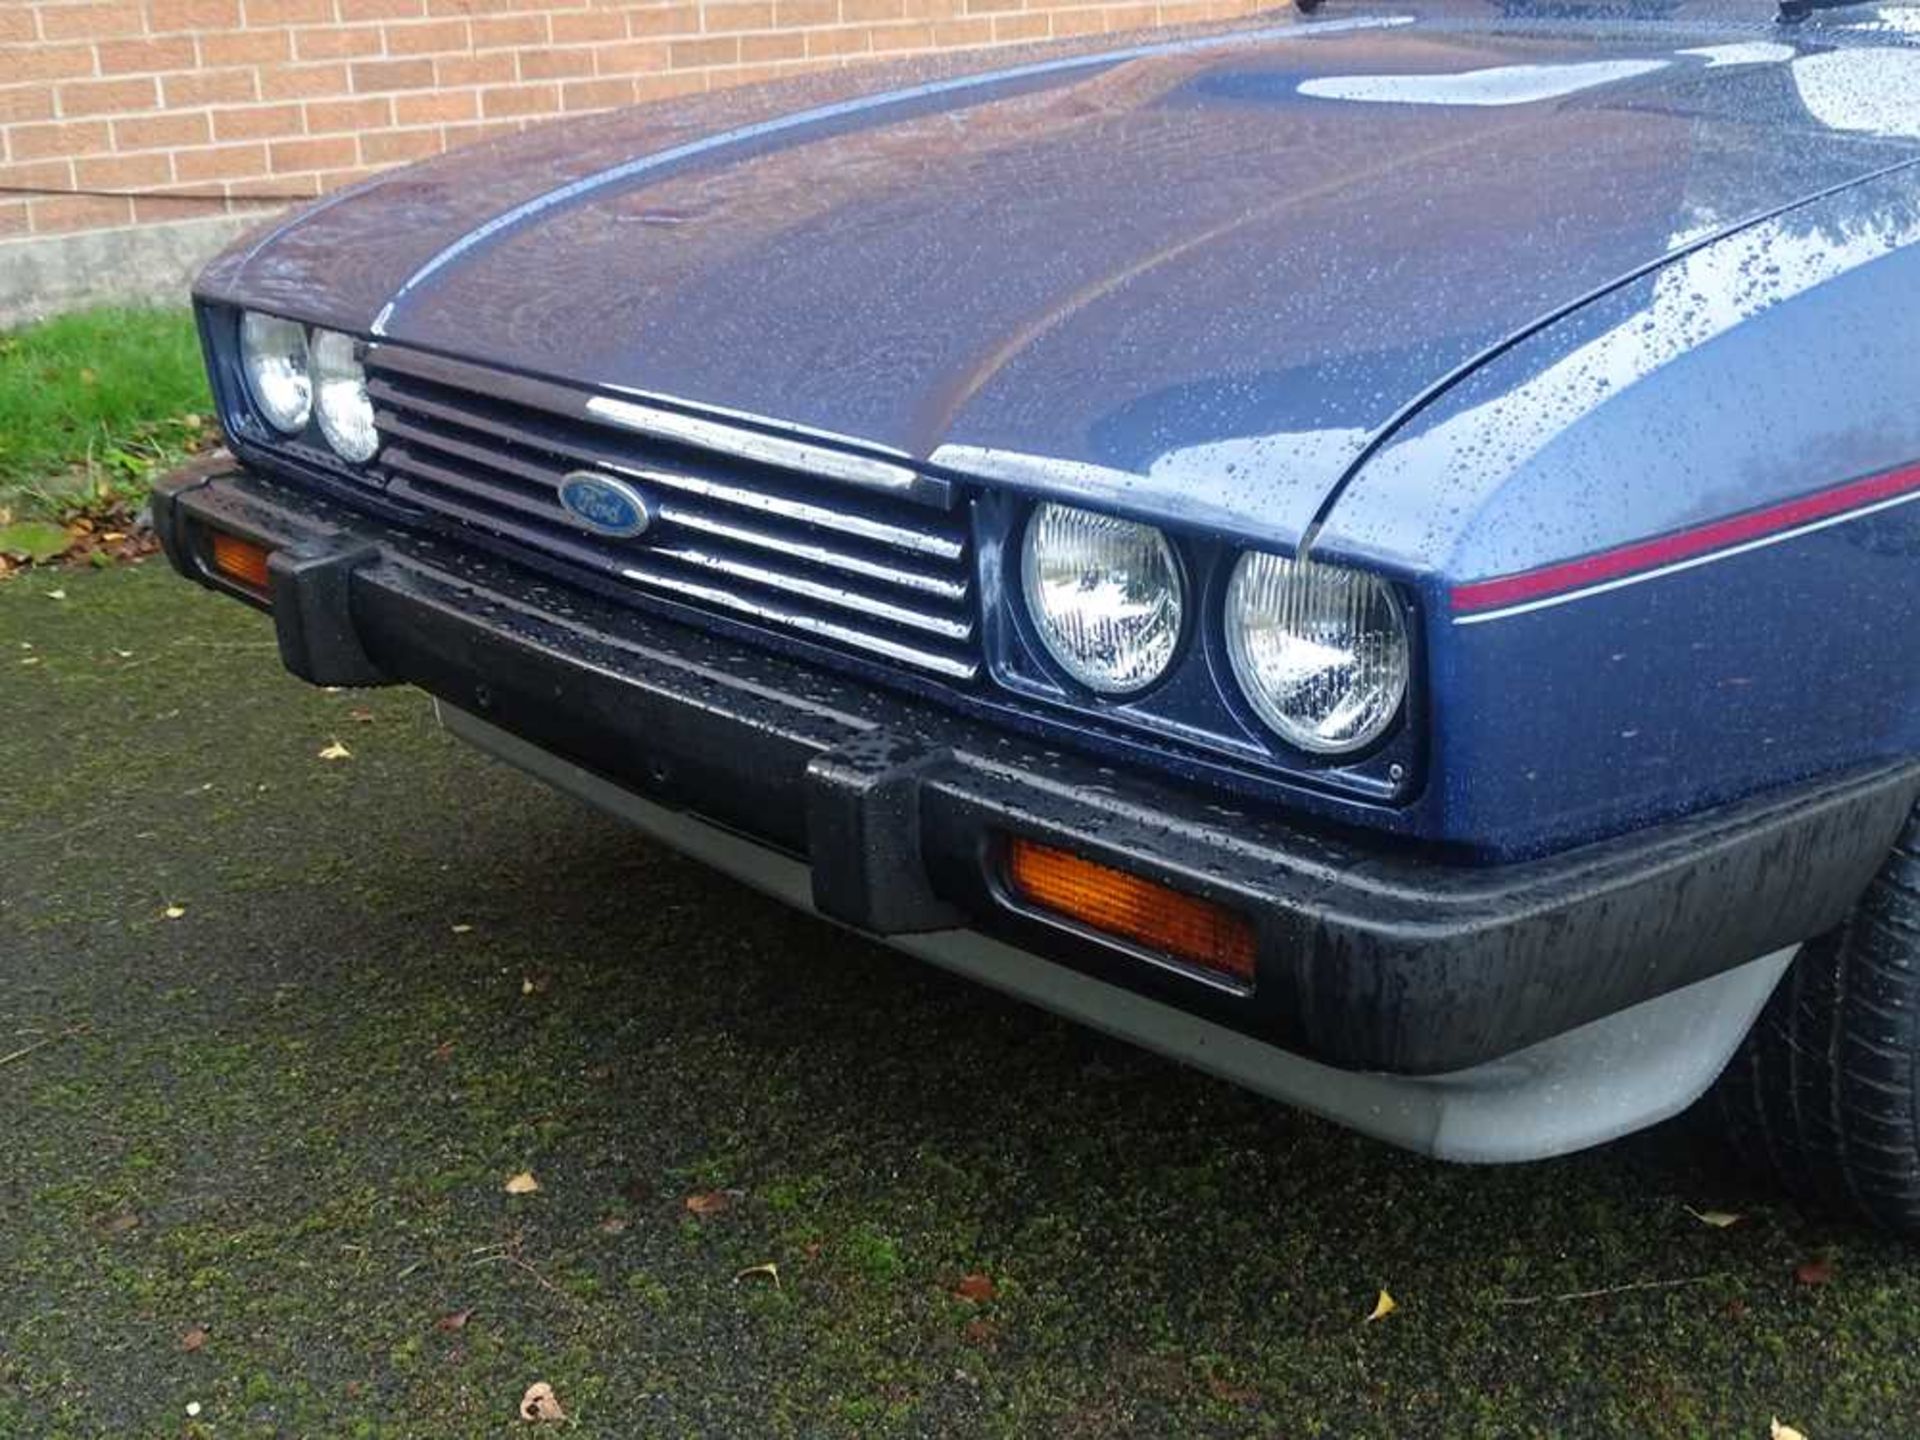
left=557, top=471, right=653, bottom=539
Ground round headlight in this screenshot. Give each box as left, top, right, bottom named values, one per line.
left=239, top=311, right=310, bottom=433
left=311, top=329, right=378, bottom=463
left=1225, top=552, right=1408, bottom=755
left=1020, top=503, right=1183, bottom=695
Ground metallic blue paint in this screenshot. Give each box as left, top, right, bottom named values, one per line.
left=194, top=0, right=1920, bottom=858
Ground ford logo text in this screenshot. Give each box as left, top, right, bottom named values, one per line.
left=557, top=471, right=653, bottom=539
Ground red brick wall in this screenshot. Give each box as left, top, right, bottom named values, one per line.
left=0, top=0, right=1265, bottom=242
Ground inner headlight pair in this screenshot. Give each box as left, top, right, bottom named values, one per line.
left=1020, top=503, right=1409, bottom=756
left=238, top=310, right=378, bottom=464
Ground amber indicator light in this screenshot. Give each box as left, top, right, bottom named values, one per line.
left=209, top=530, right=273, bottom=595
left=1004, top=835, right=1257, bottom=984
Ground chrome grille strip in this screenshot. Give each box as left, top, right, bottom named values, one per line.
left=642, top=543, right=972, bottom=641
left=583, top=394, right=921, bottom=497
left=371, top=383, right=962, bottom=559
left=651, top=508, right=967, bottom=602
left=385, top=434, right=967, bottom=602
left=365, top=347, right=979, bottom=681
left=386, top=450, right=966, bottom=633
left=602, top=460, right=963, bottom=560
left=614, top=561, right=980, bottom=681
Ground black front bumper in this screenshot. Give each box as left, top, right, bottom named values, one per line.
left=154, top=465, right=1920, bottom=1075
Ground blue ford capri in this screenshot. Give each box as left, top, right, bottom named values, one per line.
left=155, top=0, right=1920, bottom=1230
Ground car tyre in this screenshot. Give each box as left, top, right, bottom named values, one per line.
left=1715, top=804, right=1920, bottom=1234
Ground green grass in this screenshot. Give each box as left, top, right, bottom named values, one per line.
left=0, top=306, right=212, bottom=524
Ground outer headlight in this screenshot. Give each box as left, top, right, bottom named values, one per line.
left=1020, top=503, right=1183, bottom=695
left=1225, top=552, right=1409, bottom=755
left=311, top=329, right=378, bottom=463
left=239, top=311, right=310, bottom=433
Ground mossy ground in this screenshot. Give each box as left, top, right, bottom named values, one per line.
left=3, top=561, right=1917, bottom=1438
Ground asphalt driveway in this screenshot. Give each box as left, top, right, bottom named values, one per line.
left=3, top=559, right=1917, bottom=1438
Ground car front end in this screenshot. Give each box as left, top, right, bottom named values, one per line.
left=158, top=0, right=1920, bottom=1165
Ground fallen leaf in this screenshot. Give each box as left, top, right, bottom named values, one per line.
left=185, top=1401, right=201, bottom=1418
left=449, top=924, right=473, bottom=935
left=518, top=1381, right=565, bottom=1423
left=317, top=740, right=352, bottom=761
left=953, top=1273, right=997, bottom=1303
left=1794, top=1257, right=1834, bottom=1288
left=349, top=708, right=375, bottom=723
left=1772, top=1419, right=1808, bottom=1440
left=1685, top=1206, right=1744, bottom=1229
left=504, top=1171, right=541, bottom=1196
left=46, top=588, right=66, bottom=600
left=162, top=904, right=187, bottom=920
left=96, top=1208, right=140, bottom=1235
left=598, top=1215, right=629, bottom=1235
left=735, top=1262, right=780, bottom=1287
left=180, top=1325, right=208, bottom=1353
left=434, top=1308, right=473, bottom=1333
left=684, top=1191, right=730, bottom=1217
left=1365, top=1289, right=1397, bottom=1323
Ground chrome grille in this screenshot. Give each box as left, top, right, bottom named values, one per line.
left=363, top=346, right=978, bottom=680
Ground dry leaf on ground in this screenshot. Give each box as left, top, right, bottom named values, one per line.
left=1794, top=1257, right=1834, bottom=1288
left=504, top=1172, right=541, bottom=1196
left=518, top=1381, right=565, bottom=1423
left=1772, top=1419, right=1808, bottom=1440
left=434, top=1309, right=473, bottom=1332
left=317, top=740, right=352, bottom=761
left=954, top=1273, right=997, bottom=1303
left=684, top=1191, right=730, bottom=1217
left=1685, top=1206, right=1744, bottom=1229
left=1365, top=1290, right=1397, bottom=1323
left=162, top=905, right=186, bottom=920
left=735, top=1262, right=780, bottom=1287
left=180, top=1326, right=208, bottom=1353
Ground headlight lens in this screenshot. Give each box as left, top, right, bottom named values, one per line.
left=1225, top=552, right=1409, bottom=755
left=1021, top=503, right=1183, bottom=695
left=311, top=328, right=378, bottom=463
left=239, top=311, right=310, bottom=433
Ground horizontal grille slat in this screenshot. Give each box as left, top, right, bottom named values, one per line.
left=369, top=377, right=963, bottom=559
left=365, top=349, right=978, bottom=680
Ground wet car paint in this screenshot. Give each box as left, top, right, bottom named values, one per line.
left=193, top=0, right=1920, bottom=857
left=1316, top=164, right=1920, bottom=850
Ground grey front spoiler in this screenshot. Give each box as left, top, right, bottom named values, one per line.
left=440, top=702, right=1792, bottom=1164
